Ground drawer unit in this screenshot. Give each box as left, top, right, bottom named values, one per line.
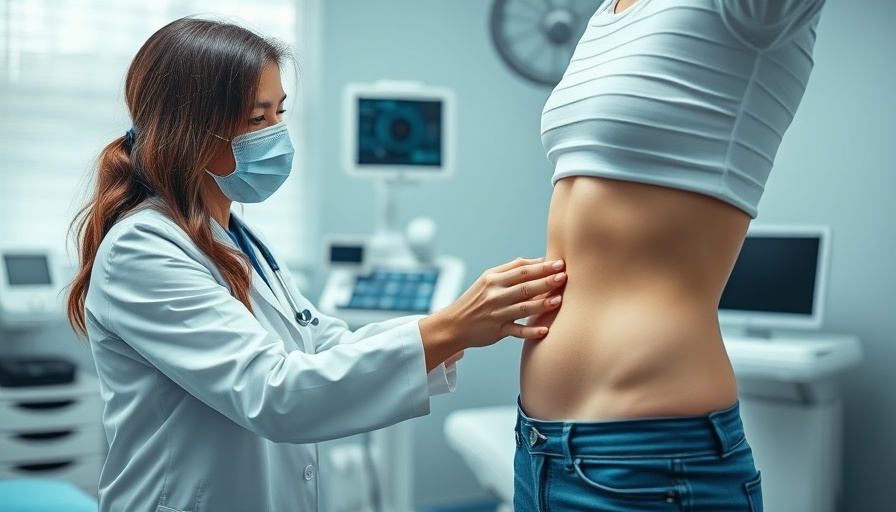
left=0, top=455, right=103, bottom=491
left=0, top=373, right=104, bottom=495
left=0, top=424, right=103, bottom=461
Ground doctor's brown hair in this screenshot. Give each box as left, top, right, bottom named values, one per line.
left=67, top=17, right=290, bottom=337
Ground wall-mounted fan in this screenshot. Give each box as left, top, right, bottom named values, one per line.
left=489, top=0, right=603, bottom=86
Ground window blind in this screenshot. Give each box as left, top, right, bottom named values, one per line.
left=0, top=0, right=317, bottom=267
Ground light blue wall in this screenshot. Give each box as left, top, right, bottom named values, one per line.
left=754, top=2, right=896, bottom=511
left=315, top=0, right=896, bottom=510
left=315, top=0, right=554, bottom=507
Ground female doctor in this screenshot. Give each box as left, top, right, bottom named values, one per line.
left=65, top=17, right=566, bottom=512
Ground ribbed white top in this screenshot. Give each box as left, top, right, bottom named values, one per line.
left=542, top=0, right=825, bottom=218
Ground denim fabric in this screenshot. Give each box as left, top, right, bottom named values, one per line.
left=513, top=400, right=762, bottom=512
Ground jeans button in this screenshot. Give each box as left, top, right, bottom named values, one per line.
left=528, top=427, right=547, bottom=447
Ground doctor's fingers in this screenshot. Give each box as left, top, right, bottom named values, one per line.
left=500, top=271, right=567, bottom=305
left=495, top=294, right=562, bottom=330
left=488, top=256, right=545, bottom=274
left=490, top=259, right=565, bottom=288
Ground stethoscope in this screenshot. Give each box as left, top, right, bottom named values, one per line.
left=232, top=217, right=319, bottom=327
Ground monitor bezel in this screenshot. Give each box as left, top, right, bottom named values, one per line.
left=342, top=81, right=455, bottom=180
left=718, top=224, right=831, bottom=333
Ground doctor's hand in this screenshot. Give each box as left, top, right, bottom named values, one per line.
left=418, top=258, right=565, bottom=372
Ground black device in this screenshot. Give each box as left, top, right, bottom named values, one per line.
left=0, top=356, right=77, bottom=387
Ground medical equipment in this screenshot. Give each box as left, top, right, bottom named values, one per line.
left=322, top=80, right=464, bottom=328
left=718, top=225, right=831, bottom=334
left=319, top=81, right=464, bottom=512
left=231, top=217, right=320, bottom=327
left=318, top=233, right=464, bottom=328
left=341, top=80, right=456, bottom=267
left=0, top=247, right=66, bottom=329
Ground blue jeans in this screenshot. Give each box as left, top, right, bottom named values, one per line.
left=513, top=399, right=763, bottom=511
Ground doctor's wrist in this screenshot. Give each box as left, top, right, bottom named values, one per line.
left=419, top=309, right=465, bottom=373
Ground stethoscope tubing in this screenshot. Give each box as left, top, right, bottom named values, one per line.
left=234, top=217, right=319, bottom=327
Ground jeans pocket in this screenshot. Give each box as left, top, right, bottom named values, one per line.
left=745, top=471, right=763, bottom=512
left=572, top=457, right=680, bottom=504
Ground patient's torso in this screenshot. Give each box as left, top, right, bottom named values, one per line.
left=520, top=178, right=749, bottom=420
left=520, top=0, right=823, bottom=421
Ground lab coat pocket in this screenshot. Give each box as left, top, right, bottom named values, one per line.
left=156, top=506, right=192, bottom=512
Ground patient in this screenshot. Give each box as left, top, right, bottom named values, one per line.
left=514, top=0, right=827, bottom=510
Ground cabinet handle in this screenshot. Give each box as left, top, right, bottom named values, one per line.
left=14, top=400, right=76, bottom=410
left=14, top=460, right=73, bottom=472
left=16, top=430, right=74, bottom=441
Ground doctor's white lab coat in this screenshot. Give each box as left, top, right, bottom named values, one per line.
left=83, top=205, right=455, bottom=512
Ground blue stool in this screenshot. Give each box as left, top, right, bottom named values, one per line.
left=0, top=479, right=97, bottom=512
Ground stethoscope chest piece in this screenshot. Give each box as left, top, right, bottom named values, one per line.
left=297, top=309, right=320, bottom=327
left=232, top=216, right=320, bottom=328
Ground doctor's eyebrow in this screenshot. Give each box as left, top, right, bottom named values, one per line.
left=254, top=94, right=288, bottom=109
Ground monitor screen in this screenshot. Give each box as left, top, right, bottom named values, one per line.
left=329, top=244, right=365, bottom=265
left=718, top=226, right=829, bottom=332
left=343, top=82, right=455, bottom=179
left=356, top=98, right=443, bottom=168
left=4, top=254, right=52, bottom=286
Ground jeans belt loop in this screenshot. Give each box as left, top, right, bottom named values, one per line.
left=561, top=423, right=575, bottom=473
left=709, top=414, right=732, bottom=457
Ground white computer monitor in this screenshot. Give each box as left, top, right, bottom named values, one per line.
left=343, top=81, right=455, bottom=180
left=0, top=247, right=66, bottom=328
left=718, top=225, right=831, bottom=334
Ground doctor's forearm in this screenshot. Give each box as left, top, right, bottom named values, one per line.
left=419, top=311, right=464, bottom=373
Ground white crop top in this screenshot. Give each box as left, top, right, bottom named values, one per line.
left=542, top=0, right=825, bottom=218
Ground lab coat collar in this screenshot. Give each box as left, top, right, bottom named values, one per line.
left=209, top=212, right=298, bottom=331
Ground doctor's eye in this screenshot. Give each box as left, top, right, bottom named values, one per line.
left=249, top=115, right=266, bottom=126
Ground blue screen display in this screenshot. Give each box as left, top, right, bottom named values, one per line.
left=356, top=98, right=443, bottom=167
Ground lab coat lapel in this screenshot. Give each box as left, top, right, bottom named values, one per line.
left=226, top=214, right=315, bottom=353
left=210, top=216, right=300, bottom=336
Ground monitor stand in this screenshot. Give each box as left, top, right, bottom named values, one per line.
left=742, top=326, right=774, bottom=340
left=369, top=178, right=417, bottom=267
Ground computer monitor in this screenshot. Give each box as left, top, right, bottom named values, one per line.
left=718, top=225, right=831, bottom=333
left=0, top=247, right=65, bottom=328
left=343, top=81, right=455, bottom=179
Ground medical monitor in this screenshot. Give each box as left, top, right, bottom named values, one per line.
left=0, top=248, right=65, bottom=328
left=718, top=225, right=831, bottom=334
left=343, top=81, right=455, bottom=179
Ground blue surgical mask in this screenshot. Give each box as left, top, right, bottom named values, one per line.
left=208, top=122, right=295, bottom=203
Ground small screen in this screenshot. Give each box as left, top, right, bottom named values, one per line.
left=329, top=244, right=364, bottom=265
left=719, top=236, right=820, bottom=315
left=4, top=254, right=52, bottom=286
left=356, top=98, right=443, bottom=167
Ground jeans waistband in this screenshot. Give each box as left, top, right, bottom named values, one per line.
left=515, top=399, right=745, bottom=459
